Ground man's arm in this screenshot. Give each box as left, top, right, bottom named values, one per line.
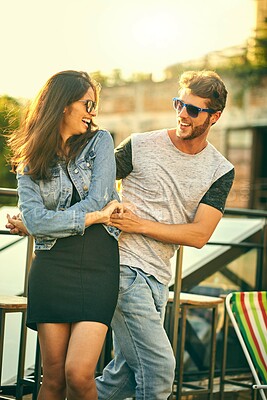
left=114, top=138, right=234, bottom=248
left=110, top=203, right=222, bottom=249
left=115, top=135, right=133, bottom=179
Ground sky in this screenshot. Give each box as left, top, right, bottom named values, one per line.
left=1, top=0, right=256, bottom=99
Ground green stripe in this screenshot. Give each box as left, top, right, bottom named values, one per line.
left=249, top=292, right=267, bottom=356
left=232, top=292, right=267, bottom=384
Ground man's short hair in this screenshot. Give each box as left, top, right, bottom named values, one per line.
left=178, top=70, right=228, bottom=112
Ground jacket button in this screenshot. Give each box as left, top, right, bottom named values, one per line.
left=83, top=185, right=88, bottom=191
left=74, top=169, right=78, bottom=173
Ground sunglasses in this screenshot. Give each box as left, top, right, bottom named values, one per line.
left=78, top=99, right=97, bottom=113
left=172, top=97, right=216, bottom=118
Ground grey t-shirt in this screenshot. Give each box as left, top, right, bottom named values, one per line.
left=115, top=129, right=234, bottom=285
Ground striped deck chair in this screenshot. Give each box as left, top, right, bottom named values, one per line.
left=225, top=291, right=267, bottom=400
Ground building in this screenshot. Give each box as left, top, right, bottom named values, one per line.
left=97, top=0, right=267, bottom=210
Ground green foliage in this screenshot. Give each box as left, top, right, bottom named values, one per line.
left=91, top=69, right=153, bottom=87
left=90, top=70, right=109, bottom=87
left=0, top=95, right=22, bottom=192
left=91, top=69, right=125, bottom=87
left=164, top=29, right=267, bottom=90
left=217, top=61, right=267, bottom=87
left=126, top=72, right=152, bottom=83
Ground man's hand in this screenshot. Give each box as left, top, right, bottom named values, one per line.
left=110, top=203, right=222, bottom=247
left=109, top=207, right=143, bottom=233
left=6, top=214, right=29, bottom=236
left=85, top=200, right=124, bottom=227
left=99, top=200, right=124, bottom=224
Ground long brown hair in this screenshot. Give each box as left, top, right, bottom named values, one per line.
left=7, top=70, right=101, bottom=180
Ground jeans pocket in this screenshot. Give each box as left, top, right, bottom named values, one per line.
left=119, top=265, right=138, bottom=294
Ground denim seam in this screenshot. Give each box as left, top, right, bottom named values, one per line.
left=120, top=313, right=146, bottom=399
left=103, top=372, right=135, bottom=400
left=118, top=271, right=149, bottom=399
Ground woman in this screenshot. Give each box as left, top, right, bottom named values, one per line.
left=6, top=70, right=122, bottom=400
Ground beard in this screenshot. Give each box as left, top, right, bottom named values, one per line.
left=183, top=114, right=211, bottom=140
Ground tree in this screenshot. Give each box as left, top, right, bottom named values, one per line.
left=0, top=95, right=22, bottom=191
left=90, top=70, right=109, bottom=87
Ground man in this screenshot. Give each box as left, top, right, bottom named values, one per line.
left=96, top=70, right=235, bottom=400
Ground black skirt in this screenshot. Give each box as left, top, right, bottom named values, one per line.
left=26, top=224, right=119, bottom=331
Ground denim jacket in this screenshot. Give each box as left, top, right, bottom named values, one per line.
left=17, top=129, right=120, bottom=250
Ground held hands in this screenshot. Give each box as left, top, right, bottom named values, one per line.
left=85, top=200, right=124, bottom=227
left=99, top=200, right=124, bottom=224
left=108, top=207, right=142, bottom=233
left=6, top=214, right=29, bottom=236
left=6, top=203, right=140, bottom=234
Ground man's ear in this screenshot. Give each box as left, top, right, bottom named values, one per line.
left=211, top=111, right=222, bottom=126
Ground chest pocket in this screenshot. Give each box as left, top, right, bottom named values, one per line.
left=77, top=148, right=96, bottom=168
left=77, top=159, right=93, bottom=171
left=75, top=151, right=96, bottom=189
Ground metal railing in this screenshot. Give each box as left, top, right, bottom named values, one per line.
left=212, top=207, right=267, bottom=291
left=168, top=206, right=267, bottom=392
left=0, top=187, right=35, bottom=397
left=1, top=187, right=267, bottom=398
left=0, top=187, right=34, bottom=297
left=0, top=187, right=18, bottom=235
left=180, top=207, right=267, bottom=292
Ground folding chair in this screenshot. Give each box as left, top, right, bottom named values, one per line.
left=224, top=291, right=267, bottom=400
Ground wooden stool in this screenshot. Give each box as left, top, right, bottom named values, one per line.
left=168, top=291, right=224, bottom=400
left=0, top=295, right=27, bottom=400
left=16, top=338, right=42, bottom=400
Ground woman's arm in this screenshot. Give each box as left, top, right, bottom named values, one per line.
left=6, top=200, right=123, bottom=236
left=85, top=200, right=123, bottom=226
left=17, top=132, right=118, bottom=238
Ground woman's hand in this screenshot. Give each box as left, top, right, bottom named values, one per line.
left=85, top=200, right=123, bottom=227
left=109, top=207, right=143, bottom=233
left=6, top=214, right=29, bottom=236
left=99, top=200, right=124, bottom=224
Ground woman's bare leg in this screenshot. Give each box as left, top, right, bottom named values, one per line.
left=65, top=321, right=108, bottom=400
left=37, top=323, right=71, bottom=400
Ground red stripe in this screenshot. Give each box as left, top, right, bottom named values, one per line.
left=240, top=292, right=267, bottom=371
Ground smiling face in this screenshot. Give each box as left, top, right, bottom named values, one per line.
left=60, top=87, right=96, bottom=143
left=175, top=89, right=220, bottom=141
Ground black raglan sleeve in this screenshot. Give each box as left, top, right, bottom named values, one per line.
left=200, top=168, right=235, bottom=213
left=115, top=136, right=133, bottom=180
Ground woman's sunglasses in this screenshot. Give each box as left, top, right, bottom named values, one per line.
left=78, top=99, right=97, bottom=113
left=172, top=97, right=216, bottom=118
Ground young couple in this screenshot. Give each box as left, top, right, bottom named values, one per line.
left=6, top=69, right=234, bottom=400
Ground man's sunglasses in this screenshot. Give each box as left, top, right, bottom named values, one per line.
left=78, top=99, right=97, bottom=113
left=172, top=97, right=216, bottom=118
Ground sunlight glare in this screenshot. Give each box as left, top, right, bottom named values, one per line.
left=132, top=11, right=177, bottom=49
left=0, top=0, right=256, bottom=99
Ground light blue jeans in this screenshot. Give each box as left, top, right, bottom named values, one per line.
left=96, top=265, right=176, bottom=400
